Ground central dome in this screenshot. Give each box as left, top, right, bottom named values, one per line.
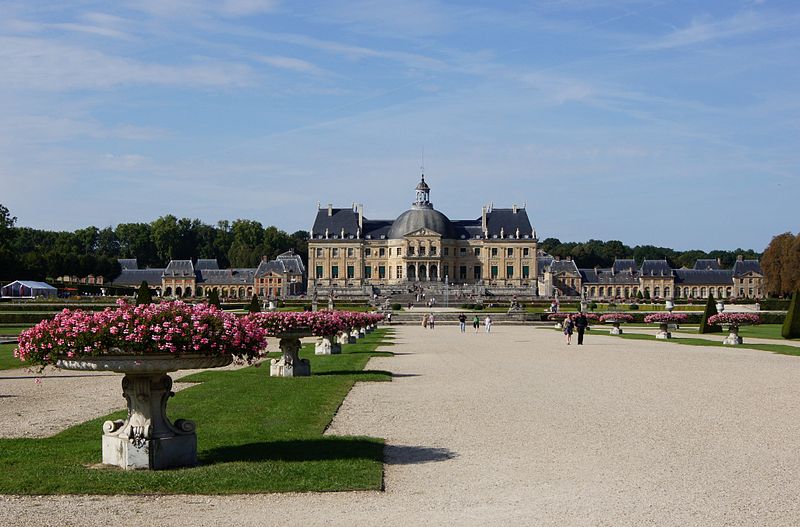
left=388, top=207, right=455, bottom=239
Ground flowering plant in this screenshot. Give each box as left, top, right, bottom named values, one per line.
left=644, top=313, right=688, bottom=324
left=599, top=313, right=634, bottom=323
left=16, top=300, right=267, bottom=367
left=707, top=313, right=760, bottom=326
left=547, top=313, right=570, bottom=321
left=250, top=311, right=382, bottom=336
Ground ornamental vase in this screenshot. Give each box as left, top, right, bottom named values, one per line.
left=270, top=329, right=312, bottom=377
left=56, top=353, right=233, bottom=470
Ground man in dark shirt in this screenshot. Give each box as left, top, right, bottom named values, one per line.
left=458, top=313, right=467, bottom=333
left=575, top=312, right=589, bottom=345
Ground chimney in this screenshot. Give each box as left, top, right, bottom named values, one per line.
left=512, top=204, right=518, bottom=214
left=262, top=255, right=268, bottom=262
left=481, top=206, right=488, bottom=237
left=327, top=204, right=333, bottom=217
left=358, top=204, right=363, bottom=230
left=717, top=257, right=722, bottom=266
left=737, top=254, right=743, bottom=262
left=555, top=256, right=561, bottom=262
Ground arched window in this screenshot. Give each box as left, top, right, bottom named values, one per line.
left=184, top=287, right=192, bottom=297
left=664, top=287, right=670, bottom=298
left=691, top=287, right=698, bottom=298
left=164, top=287, right=172, bottom=297
left=196, top=286, right=203, bottom=297
left=590, top=287, right=596, bottom=297
left=407, top=265, right=416, bottom=281
left=175, top=286, right=182, bottom=297
left=429, top=264, right=438, bottom=280
left=654, top=287, right=660, bottom=298
left=599, top=287, right=604, bottom=297
left=700, top=287, right=707, bottom=297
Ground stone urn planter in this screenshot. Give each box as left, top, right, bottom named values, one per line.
left=57, top=353, right=233, bottom=470
left=707, top=313, right=760, bottom=346
left=600, top=313, right=634, bottom=335
left=644, top=313, right=689, bottom=341
left=270, top=330, right=312, bottom=377
left=315, top=334, right=341, bottom=355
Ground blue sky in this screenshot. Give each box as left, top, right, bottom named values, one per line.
left=1, top=0, right=797, bottom=251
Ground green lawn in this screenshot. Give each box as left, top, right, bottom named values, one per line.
left=0, top=343, right=26, bottom=370
left=0, top=329, right=395, bottom=494
left=0, top=324, right=33, bottom=335
left=600, top=330, right=800, bottom=356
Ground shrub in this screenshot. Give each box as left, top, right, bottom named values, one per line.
left=248, top=294, right=261, bottom=314
left=699, top=294, right=721, bottom=334
left=135, top=281, right=153, bottom=306
left=636, top=290, right=644, bottom=300
left=782, top=291, right=800, bottom=339
left=391, top=303, right=402, bottom=311
left=762, top=298, right=791, bottom=311
left=629, top=303, right=639, bottom=310
left=207, top=289, right=221, bottom=308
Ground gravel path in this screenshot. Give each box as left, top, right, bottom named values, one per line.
left=4, top=326, right=800, bottom=526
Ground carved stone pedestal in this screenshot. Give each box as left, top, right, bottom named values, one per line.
left=656, top=322, right=671, bottom=339
left=56, top=353, right=232, bottom=470
left=270, top=334, right=311, bottom=377
left=352, top=329, right=363, bottom=340
left=315, top=335, right=341, bottom=355
left=609, top=322, right=623, bottom=335
left=723, top=325, right=743, bottom=345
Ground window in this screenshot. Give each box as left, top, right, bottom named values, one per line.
left=347, top=265, right=354, bottom=279
left=460, top=247, right=466, bottom=256
left=409, top=246, right=415, bottom=255
left=474, top=266, right=482, bottom=280
left=397, top=266, right=403, bottom=279
left=397, top=248, right=402, bottom=256
left=364, top=266, right=372, bottom=279
left=365, top=248, right=371, bottom=257
left=430, top=246, right=437, bottom=256
left=315, top=248, right=323, bottom=257
left=315, top=266, right=323, bottom=279
left=379, top=266, right=386, bottom=279
left=331, top=266, right=339, bottom=279
left=474, top=248, right=480, bottom=256
left=332, top=248, right=339, bottom=257
left=345, top=248, right=352, bottom=257
left=507, top=266, right=514, bottom=278
left=523, top=248, right=530, bottom=257
left=419, top=246, right=426, bottom=256
left=443, top=265, right=449, bottom=279
left=490, top=266, right=498, bottom=279
left=379, top=248, right=385, bottom=257
left=491, top=248, right=498, bottom=257
left=443, top=248, right=449, bottom=256
left=507, top=248, right=513, bottom=257
left=522, top=265, right=530, bottom=279
left=459, top=266, right=467, bottom=280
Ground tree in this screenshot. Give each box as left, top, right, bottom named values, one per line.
left=207, top=288, right=221, bottom=308
left=636, top=290, right=644, bottom=300
left=782, top=291, right=800, bottom=339
left=699, top=293, right=721, bottom=334
left=762, top=232, right=798, bottom=296
left=136, top=281, right=153, bottom=306
left=248, top=293, right=261, bottom=313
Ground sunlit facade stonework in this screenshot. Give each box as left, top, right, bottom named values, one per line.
left=308, top=176, right=539, bottom=292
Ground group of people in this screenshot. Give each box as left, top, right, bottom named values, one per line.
left=561, top=312, right=589, bottom=345
left=456, top=313, right=492, bottom=333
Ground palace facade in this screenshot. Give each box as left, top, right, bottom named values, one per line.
left=308, top=176, right=539, bottom=290
left=309, top=176, right=764, bottom=300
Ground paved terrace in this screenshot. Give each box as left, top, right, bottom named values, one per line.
left=3, top=326, right=800, bottom=526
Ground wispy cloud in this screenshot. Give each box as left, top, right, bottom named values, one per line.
left=130, top=0, right=279, bottom=19
left=0, top=36, right=256, bottom=91
left=256, top=55, right=327, bottom=75
left=640, top=11, right=795, bottom=50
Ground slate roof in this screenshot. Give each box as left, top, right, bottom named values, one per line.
left=118, top=259, right=138, bottom=270
left=164, top=260, right=194, bottom=277
left=612, top=259, right=637, bottom=274
left=485, top=208, right=534, bottom=239
left=546, top=260, right=580, bottom=275
left=275, top=251, right=306, bottom=275
left=196, top=259, right=219, bottom=270
left=581, top=268, right=638, bottom=285
left=255, top=252, right=306, bottom=277
left=674, top=269, right=733, bottom=285
left=312, top=208, right=360, bottom=239
left=198, top=269, right=255, bottom=285
left=640, top=259, right=673, bottom=277
left=363, top=220, right=392, bottom=240
left=732, top=259, right=762, bottom=277
left=694, top=259, right=721, bottom=270
left=111, top=269, right=165, bottom=287
left=452, top=220, right=483, bottom=240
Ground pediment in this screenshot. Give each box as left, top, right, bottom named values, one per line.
left=404, top=228, right=442, bottom=238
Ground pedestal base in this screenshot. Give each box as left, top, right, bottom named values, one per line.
left=315, top=336, right=341, bottom=355
left=723, top=332, right=743, bottom=345
left=102, top=432, right=197, bottom=470
left=610, top=326, right=623, bottom=335
left=656, top=330, right=671, bottom=339
left=270, top=336, right=311, bottom=377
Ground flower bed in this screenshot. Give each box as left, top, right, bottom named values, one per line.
left=599, top=313, right=634, bottom=323
left=707, top=313, right=761, bottom=326
left=249, top=311, right=383, bottom=337
left=643, top=313, right=689, bottom=324
left=16, top=300, right=266, bottom=367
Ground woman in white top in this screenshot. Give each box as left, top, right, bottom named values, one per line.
left=484, top=315, right=492, bottom=333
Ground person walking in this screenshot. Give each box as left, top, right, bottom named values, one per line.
left=422, top=313, right=429, bottom=329
left=563, top=315, right=575, bottom=345
left=484, top=315, right=492, bottom=333
left=575, top=312, right=588, bottom=345
left=386, top=312, right=392, bottom=324
left=429, top=313, right=436, bottom=330
left=458, top=313, right=467, bottom=333
left=472, top=314, right=480, bottom=333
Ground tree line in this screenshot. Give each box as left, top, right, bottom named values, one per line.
left=0, top=204, right=309, bottom=282
left=538, top=238, right=760, bottom=271
left=761, top=232, right=800, bottom=297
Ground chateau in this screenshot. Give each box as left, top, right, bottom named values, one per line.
left=308, top=177, right=764, bottom=301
